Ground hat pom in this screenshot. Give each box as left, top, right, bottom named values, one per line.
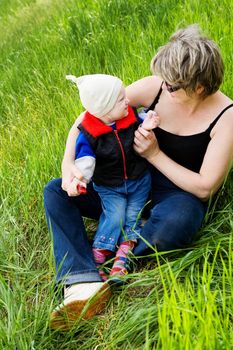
left=66, top=75, right=79, bottom=85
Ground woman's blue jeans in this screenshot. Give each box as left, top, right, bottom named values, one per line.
left=43, top=172, right=207, bottom=285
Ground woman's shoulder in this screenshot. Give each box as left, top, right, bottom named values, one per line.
left=210, top=91, right=233, bottom=135
left=126, top=76, right=163, bottom=108
left=214, top=91, right=233, bottom=119
left=218, top=90, right=233, bottom=104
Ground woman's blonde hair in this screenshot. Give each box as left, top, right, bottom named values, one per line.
left=150, top=24, right=224, bottom=97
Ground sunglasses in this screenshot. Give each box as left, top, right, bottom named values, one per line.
left=164, top=81, right=181, bottom=93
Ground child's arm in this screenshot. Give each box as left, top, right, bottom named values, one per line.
left=74, top=131, right=96, bottom=194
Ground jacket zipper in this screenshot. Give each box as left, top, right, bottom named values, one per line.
left=114, top=130, right=128, bottom=180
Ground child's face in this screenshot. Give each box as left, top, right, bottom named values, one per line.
left=106, top=87, right=129, bottom=122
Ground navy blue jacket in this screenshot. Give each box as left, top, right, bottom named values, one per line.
left=78, top=106, right=148, bottom=187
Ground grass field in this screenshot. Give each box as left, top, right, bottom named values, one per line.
left=0, top=0, right=232, bottom=349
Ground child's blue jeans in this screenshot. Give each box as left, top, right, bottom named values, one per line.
left=93, top=171, right=151, bottom=251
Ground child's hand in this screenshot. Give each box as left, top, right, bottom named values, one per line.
left=62, top=163, right=84, bottom=192
left=141, top=110, right=160, bottom=131
left=66, top=177, right=87, bottom=197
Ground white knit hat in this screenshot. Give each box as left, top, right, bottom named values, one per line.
left=66, top=74, right=123, bottom=117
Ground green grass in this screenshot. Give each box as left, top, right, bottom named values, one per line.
left=0, top=0, right=232, bottom=348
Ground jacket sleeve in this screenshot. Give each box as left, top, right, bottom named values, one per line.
left=137, top=108, right=148, bottom=122
left=75, top=131, right=96, bottom=182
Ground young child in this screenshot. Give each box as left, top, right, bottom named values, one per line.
left=66, top=74, right=159, bottom=281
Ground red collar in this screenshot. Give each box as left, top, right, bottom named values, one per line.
left=81, top=106, right=137, bottom=137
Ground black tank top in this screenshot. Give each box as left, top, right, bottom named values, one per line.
left=146, top=87, right=233, bottom=172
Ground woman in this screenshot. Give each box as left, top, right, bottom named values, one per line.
left=44, top=24, right=233, bottom=330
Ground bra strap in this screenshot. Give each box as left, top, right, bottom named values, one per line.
left=208, top=103, right=233, bottom=130
left=146, top=82, right=163, bottom=111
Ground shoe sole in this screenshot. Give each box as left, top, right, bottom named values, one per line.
left=108, top=277, right=126, bottom=286
left=50, top=283, right=111, bottom=331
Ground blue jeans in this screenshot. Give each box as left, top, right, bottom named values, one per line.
left=134, top=170, right=208, bottom=254
left=93, top=171, right=151, bottom=251
left=43, top=171, right=207, bottom=284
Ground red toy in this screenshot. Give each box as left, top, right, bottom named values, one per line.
left=77, top=184, right=87, bottom=195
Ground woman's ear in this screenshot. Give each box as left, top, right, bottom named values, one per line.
left=196, top=84, right=205, bottom=95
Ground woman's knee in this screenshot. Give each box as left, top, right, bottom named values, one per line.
left=44, top=178, right=62, bottom=199
left=44, top=178, right=62, bottom=193
left=143, top=196, right=206, bottom=251
left=43, top=179, right=67, bottom=215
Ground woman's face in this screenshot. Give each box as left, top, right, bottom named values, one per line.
left=162, top=81, right=202, bottom=102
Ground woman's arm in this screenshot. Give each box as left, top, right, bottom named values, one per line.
left=134, top=109, right=233, bottom=201
left=126, top=76, right=163, bottom=108
left=61, top=112, right=85, bottom=194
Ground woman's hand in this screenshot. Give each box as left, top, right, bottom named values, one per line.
left=134, top=126, right=160, bottom=161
